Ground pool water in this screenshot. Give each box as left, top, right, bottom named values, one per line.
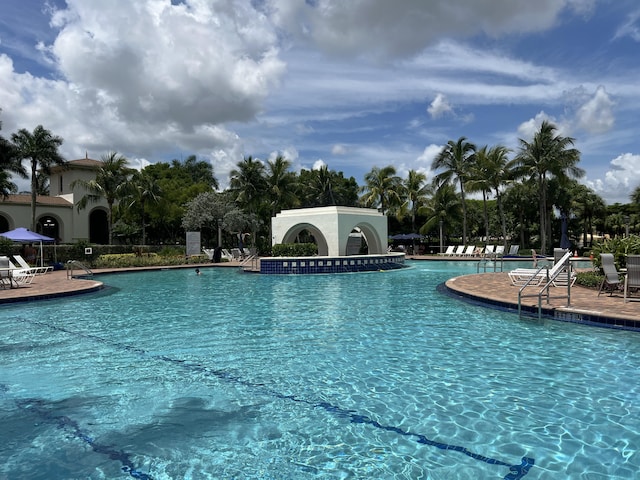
left=1, top=261, right=639, bottom=479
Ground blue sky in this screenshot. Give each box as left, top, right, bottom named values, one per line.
left=1, top=0, right=639, bottom=204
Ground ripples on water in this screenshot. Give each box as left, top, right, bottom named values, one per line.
left=0, top=261, right=638, bottom=479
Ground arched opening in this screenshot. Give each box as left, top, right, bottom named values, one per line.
left=89, top=209, right=109, bottom=244
left=0, top=214, right=10, bottom=233
left=281, top=223, right=329, bottom=256
left=38, top=216, right=60, bottom=242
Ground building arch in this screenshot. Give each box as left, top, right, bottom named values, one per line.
left=272, top=207, right=387, bottom=256
left=89, top=208, right=109, bottom=244
left=37, top=214, right=63, bottom=242
left=0, top=213, right=12, bottom=233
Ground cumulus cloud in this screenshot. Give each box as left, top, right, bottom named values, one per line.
left=587, top=153, right=640, bottom=203
left=427, top=93, right=454, bottom=119
left=575, top=86, right=615, bottom=134
left=312, top=159, right=327, bottom=170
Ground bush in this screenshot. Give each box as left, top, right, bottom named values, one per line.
left=271, top=243, right=318, bottom=257
left=590, top=235, right=640, bottom=270
left=575, top=271, right=603, bottom=289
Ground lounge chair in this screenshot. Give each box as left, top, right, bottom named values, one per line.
left=507, top=245, right=519, bottom=256
left=494, top=245, right=505, bottom=257
left=454, top=245, right=465, bottom=256
left=0, top=256, right=13, bottom=288
left=624, top=255, right=640, bottom=302
left=8, top=260, right=35, bottom=285
left=463, top=245, right=475, bottom=256
left=473, top=246, right=485, bottom=257
left=202, top=248, right=215, bottom=261
left=484, top=245, right=495, bottom=257
left=221, top=249, right=234, bottom=261
left=508, top=251, right=573, bottom=287
left=13, top=254, right=52, bottom=274
left=439, top=245, right=455, bottom=256
left=598, top=253, right=621, bottom=296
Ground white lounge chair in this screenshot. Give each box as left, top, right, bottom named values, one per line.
left=495, top=245, right=505, bottom=257
left=454, top=245, right=465, bottom=256
left=484, top=245, right=495, bottom=257
left=473, top=246, right=485, bottom=257
left=202, top=248, right=215, bottom=260
left=8, top=260, right=35, bottom=285
left=507, top=245, right=520, bottom=256
left=440, top=245, right=455, bottom=256
left=508, top=251, right=573, bottom=287
left=463, top=245, right=475, bottom=256
left=13, top=254, right=52, bottom=274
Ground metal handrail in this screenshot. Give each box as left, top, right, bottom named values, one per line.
left=517, top=257, right=572, bottom=319
left=66, top=260, right=93, bottom=279
left=476, top=255, right=504, bottom=273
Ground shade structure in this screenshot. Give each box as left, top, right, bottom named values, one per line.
left=0, top=227, right=55, bottom=267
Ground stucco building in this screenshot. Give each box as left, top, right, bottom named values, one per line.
left=0, top=157, right=109, bottom=243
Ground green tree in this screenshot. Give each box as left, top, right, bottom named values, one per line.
left=513, top=121, right=583, bottom=254
left=418, top=183, right=462, bottom=250
left=398, top=169, right=430, bottom=233
left=229, top=156, right=267, bottom=215
left=72, top=152, right=133, bottom=244
left=266, top=155, right=298, bottom=217
left=0, top=117, right=26, bottom=198
left=572, top=183, right=606, bottom=248
left=431, top=137, right=476, bottom=245
left=298, top=166, right=359, bottom=207
left=360, top=165, right=402, bottom=215
left=126, top=169, right=162, bottom=245
left=11, top=125, right=65, bottom=230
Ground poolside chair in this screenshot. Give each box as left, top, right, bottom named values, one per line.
left=484, top=245, right=495, bottom=257
left=507, top=245, right=520, bottom=256
left=13, top=254, right=52, bottom=274
left=508, top=251, right=573, bottom=287
left=463, top=245, right=475, bottom=256
left=0, top=256, right=12, bottom=288
left=454, top=245, right=465, bottom=256
left=597, top=253, right=621, bottom=297
left=624, top=255, right=640, bottom=302
left=473, top=246, right=485, bottom=257
left=202, top=248, right=215, bottom=261
left=8, top=260, right=35, bottom=285
left=494, top=245, right=505, bottom=257
left=439, top=245, right=455, bottom=256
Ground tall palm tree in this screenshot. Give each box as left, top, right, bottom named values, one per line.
left=360, top=165, right=402, bottom=215
left=11, top=125, right=65, bottom=230
left=72, top=152, right=133, bottom=244
left=266, top=155, right=298, bottom=217
left=431, top=137, right=476, bottom=245
left=229, top=156, right=267, bottom=215
left=572, top=183, right=606, bottom=248
left=418, top=183, right=462, bottom=250
left=513, top=121, right=583, bottom=254
left=127, top=169, right=161, bottom=245
left=399, top=170, right=430, bottom=233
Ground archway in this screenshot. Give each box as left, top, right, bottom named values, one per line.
left=0, top=214, right=10, bottom=233
left=89, top=209, right=109, bottom=244
left=38, top=215, right=61, bottom=242
left=280, top=223, right=330, bottom=256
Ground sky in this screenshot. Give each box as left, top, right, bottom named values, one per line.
left=1, top=0, right=639, bottom=204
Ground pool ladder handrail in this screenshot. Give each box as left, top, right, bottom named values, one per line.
left=66, top=260, right=94, bottom=279
left=240, top=254, right=259, bottom=272
left=476, top=254, right=504, bottom=273
left=517, top=256, right=572, bottom=319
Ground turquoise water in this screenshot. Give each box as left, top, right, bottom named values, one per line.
left=1, top=261, right=639, bottom=479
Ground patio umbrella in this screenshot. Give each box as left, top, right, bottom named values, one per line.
left=0, top=227, right=55, bottom=267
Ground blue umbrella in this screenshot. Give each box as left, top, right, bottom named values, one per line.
left=1, top=227, right=55, bottom=267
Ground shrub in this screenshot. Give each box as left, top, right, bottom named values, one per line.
left=271, top=243, right=318, bottom=257
left=575, top=271, right=602, bottom=289
left=590, top=235, right=640, bottom=270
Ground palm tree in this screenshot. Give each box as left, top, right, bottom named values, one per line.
left=127, top=169, right=161, bottom=245
left=11, top=125, right=65, bottom=230
left=572, top=183, right=606, bottom=248
left=72, top=152, right=133, bottom=244
left=418, top=183, right=462, bottom=250
left=266, top=155, right=298, bottom=217
left=513, top=121, right=584, bottom=254
left=431, top=137, right=476, bottom=245
left=399, top=170, right=430, bottom=233
left=229, top=156, right=267, bottom=215
left=360, top=165, right=402, bottom=215
left=0, top=122, right=26, bottom=198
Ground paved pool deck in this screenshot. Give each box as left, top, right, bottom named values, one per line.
left=2, top=256, right=639, bottom=330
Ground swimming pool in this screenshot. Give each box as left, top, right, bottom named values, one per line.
left=1, top=261, right=638, bottom=479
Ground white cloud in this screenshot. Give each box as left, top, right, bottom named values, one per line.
left=331, top=144, right=348, bottom=155
left=586, top=153, right=640, bottom=204
left=272, top=0, right=573, bottom=59
left=312, top=159, right=327, bottom=170
left=614, top=9, right=640, bottom=42
left=575, top=86, right=615, bottom=134
left=427, top=93, right=453, bottom=119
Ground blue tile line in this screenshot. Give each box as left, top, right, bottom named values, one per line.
left=0, top=388, right=152, bottom=480
left=12, top=318, right=535, bottom=479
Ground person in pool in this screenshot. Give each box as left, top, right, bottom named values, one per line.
left=195, top=268, right=201, bottom=275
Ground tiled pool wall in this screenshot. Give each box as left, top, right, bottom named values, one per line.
left=260, top=253, right=406, bottom=274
